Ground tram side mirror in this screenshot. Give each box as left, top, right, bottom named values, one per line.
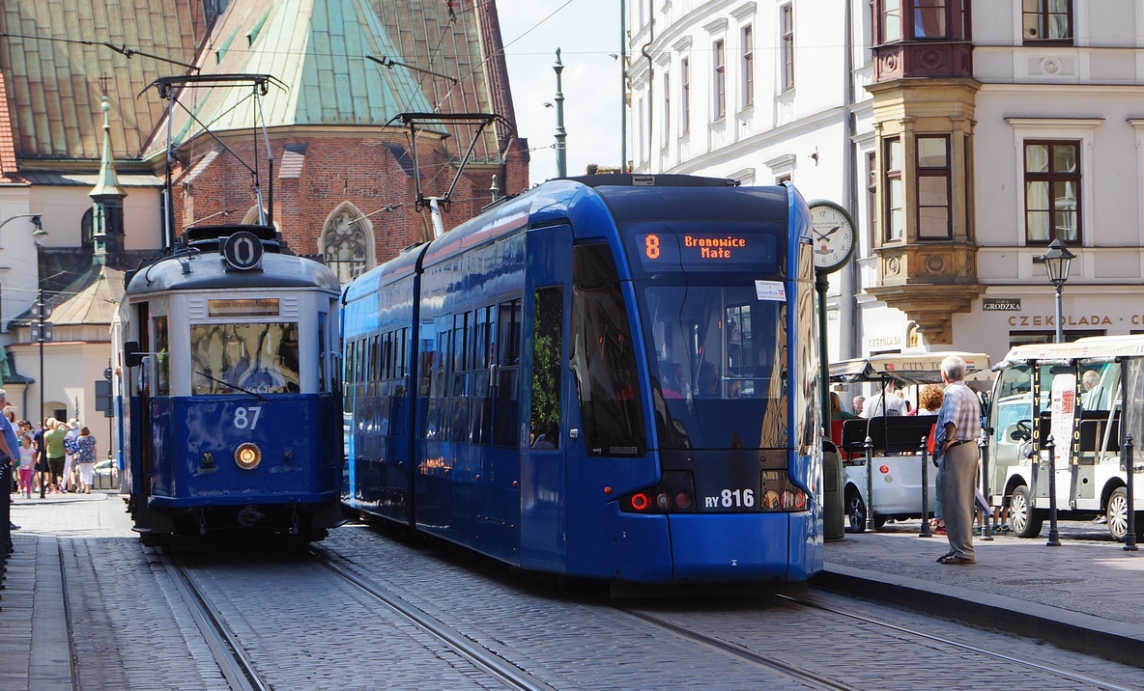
left=123, top=341, right=145, bottom=368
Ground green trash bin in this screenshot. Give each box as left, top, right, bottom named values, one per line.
left=823, top=441, right=845, bottom=541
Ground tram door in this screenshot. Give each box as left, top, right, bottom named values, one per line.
left=520, top=224, right=572, bottom=570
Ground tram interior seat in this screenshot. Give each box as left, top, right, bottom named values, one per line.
left=840, top=414, right=938, bottom=460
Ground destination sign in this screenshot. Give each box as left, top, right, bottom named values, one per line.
left=208, top=298, right=280, bottom=317
left=634, top=231, right=778, bottom=273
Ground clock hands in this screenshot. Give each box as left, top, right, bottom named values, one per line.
left=814, top=225, right=841, bottom=242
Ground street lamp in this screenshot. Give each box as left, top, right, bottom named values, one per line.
left=1040, top=238, right=1075, bottom=344
left=0, top=213, right=47, bottom=245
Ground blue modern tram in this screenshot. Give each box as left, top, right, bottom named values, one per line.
left=342, top=174, right=824, bottom=583
left=117, top=224, right=345, bottom=544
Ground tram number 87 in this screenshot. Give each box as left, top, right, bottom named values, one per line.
left=233, top=406, right=263, bottom=430
left=705, top=488, right=755, bottom=509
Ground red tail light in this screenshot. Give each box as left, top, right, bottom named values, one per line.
left=630, top=492, right=651, bottom=511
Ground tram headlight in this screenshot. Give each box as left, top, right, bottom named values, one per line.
left=234, top=442, right=262, bottom=470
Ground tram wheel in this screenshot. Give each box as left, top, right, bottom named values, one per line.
left=845, top=488, right=866, bottom=533
left=1106, top=487, right=1143, bottom=543
left=1009, top=485, right=1043, bottom=539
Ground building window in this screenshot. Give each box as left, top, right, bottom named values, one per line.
left=781, top=5, right=794, bottom=91
left=882, top=0, right=902, bottom=42
left=713, top=40, right=726, bottom=120
left=662, top=71, right=670, bottom=147
left=867, top=151, right=878, bottom=246
left=742, top=25, right=754, bottom=108
left=1023, top=0, right=1072, bottom=43
left=884, top=138, right=903, bottom=242
left=913, top=0, right=948, bottom=38
left=680, top=58, right=690, bottom=135
left=916, top=135, right=951, bottom=239
left=1024, top=140, right=1080, bottom=244
left=323, top=208, right=369, bottom=283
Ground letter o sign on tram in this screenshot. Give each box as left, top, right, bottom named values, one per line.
left=222, top=230, right=264, bottom=271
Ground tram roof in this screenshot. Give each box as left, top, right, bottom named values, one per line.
left=421, top=175, right=789, bottom=264
left=125, top=250, right=340, bottom=295
left=830, top=351, right=992, bottom=385
left=997, top=335, right=1144, bottom=367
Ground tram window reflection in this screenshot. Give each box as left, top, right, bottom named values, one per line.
left=190, top=322, right=301, bottom=395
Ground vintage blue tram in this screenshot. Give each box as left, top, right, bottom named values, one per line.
left=117, top=224, right=344, bottom=543
left=342, top=174, right=824, bottom=583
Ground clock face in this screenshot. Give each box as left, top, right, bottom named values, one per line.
left=809, top=202, right=856, bottom=273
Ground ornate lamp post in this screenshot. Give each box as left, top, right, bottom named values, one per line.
left=1040, top=238, right=1075, bottom=344
left=553, top=48, right=567, bottom=178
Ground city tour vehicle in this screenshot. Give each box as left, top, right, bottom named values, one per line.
left=830, top=351, right=992, bottom=532
left=986, top=335, right=1144, bottom=542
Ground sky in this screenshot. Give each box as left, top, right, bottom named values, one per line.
left=494, top=0, right=627, bottom=186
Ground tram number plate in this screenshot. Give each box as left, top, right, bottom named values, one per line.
left=233, top=406, right=263, bottom=430
left=705, top=488, right=755, bottom=509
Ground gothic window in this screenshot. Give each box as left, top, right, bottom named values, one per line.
left=82, top=209, right=94, bottom=250
left=323, top=208, right=369, bottom=283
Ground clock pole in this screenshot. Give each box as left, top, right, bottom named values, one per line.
left=807, top=199, right=856, bottom=541
left=816, top=269, right=831, bottom=440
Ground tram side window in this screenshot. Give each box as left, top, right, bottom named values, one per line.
left=153, top=316, right=170, bottom=396
left=530, top=287, right=564, bottom=448
left=493, top=297, right=522, bottom=447
left=190, top=322, right=301, bottom=395
left=571, top=243, right=646, bottom=456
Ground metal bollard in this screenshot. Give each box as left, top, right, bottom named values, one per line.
left=919, top=435, right=931, bottom=538
left=980, top=432, right=993, bottom=541
left=864, top=436, right=875, bottom=533
left=1124, top=435, right=1138, bottom=552
left=1046, top=435, right=1061, bottom=547
left=1, top=458, right=11, bottom=555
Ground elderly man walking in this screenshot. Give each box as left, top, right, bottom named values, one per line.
left=934, top=355, right=982, bottom=565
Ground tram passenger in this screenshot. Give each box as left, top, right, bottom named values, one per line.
left=659, top=362, right=687, bottom=399
left=531, top=420, right=559, bottom=450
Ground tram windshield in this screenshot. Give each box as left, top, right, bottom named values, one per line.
left=190, top=322, right=301, bottom=395
left=638, top=282, right=788, bottom=450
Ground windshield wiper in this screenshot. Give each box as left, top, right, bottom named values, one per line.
left=194, top=370, right=266, bottom=401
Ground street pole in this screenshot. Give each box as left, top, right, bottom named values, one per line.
left=554, top=48, right=567, bottom=178
left=620, top=0, right=626, bottom=172
left=37, top=289, right=46, bottom=498
left=1054, top=283, right=1063, bottom=344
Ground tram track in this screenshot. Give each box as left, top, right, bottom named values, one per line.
left=773, top=592, right=1143, bottom=691
left=612, top=591, right=1141, bottom=691
left=308, top=545, right=559, bottom=691
left=159, top=549, right=271, bottom=691
left=160, top=543, right=558, bottom=691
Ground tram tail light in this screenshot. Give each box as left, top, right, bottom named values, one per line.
left=761, top=470, right=809, bottom=513
left=620, top=471, right=696, bottom=513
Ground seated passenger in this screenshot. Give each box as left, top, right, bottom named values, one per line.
left=860, top=381, right=908, bottom=418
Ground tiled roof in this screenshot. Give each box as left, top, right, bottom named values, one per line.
left=151, top=0, right=436, bottom=158
left=149, top=0, right=513, bottom=166
left=0, top=0, right=205, bottom=160
left=0, top=72, right=19, bottom=176
left=45, top=264, right=124, bottom=327
left=19, top=170, right=162, bottom=187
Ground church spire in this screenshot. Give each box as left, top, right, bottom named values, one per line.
left=89, top=94, right=126, bottom=265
